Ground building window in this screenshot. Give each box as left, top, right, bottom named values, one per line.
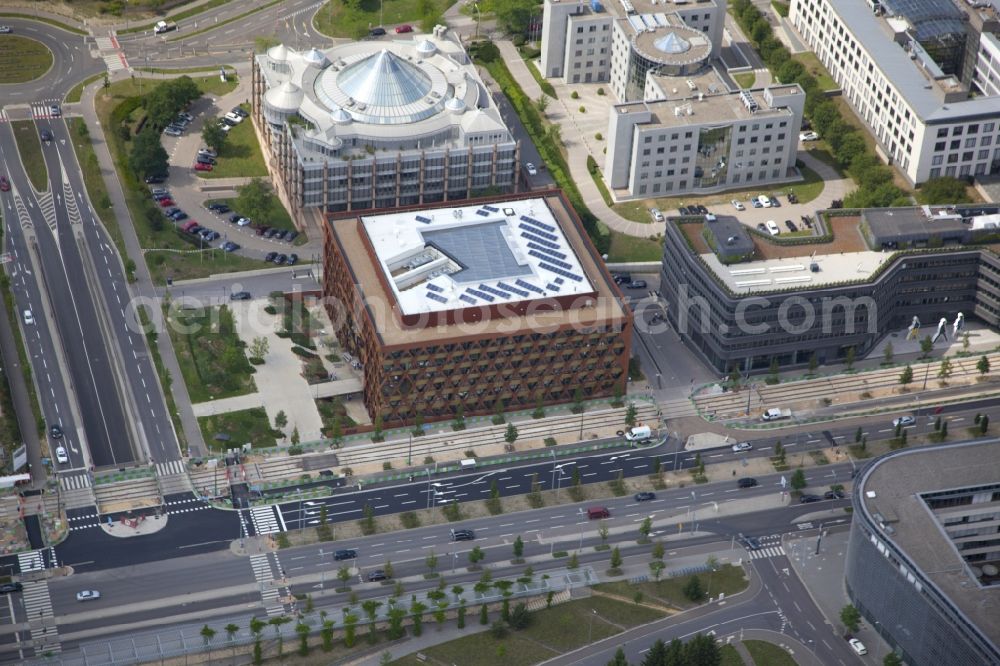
left=929, top=167, right=941, bottom=178
left=937, top=128, right=948, bottom=138
left=965, top=138, right=976, bottom=149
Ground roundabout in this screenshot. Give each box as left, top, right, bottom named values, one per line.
left=0, top=18, right=103, bottom=102
left=0, top=35, right=52, bottom=84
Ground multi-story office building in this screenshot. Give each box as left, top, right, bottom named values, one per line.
left=322, top=192, right=632, bottom=426
left=974, top=31, right=1000, bottom=97
left=848, top=440, right=1000, bottom=664
left=659, top=204, right=1000, bottom=372
left=250, top=28, right=519, bottom=215
left=789, top=0, right=1000, bottom=184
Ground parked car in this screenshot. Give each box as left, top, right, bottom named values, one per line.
left=274, top=254, right=288, bottom=264
left=224, top=111, right=243, bottom=124
left=207, top=203, right=230, bottom=213
left=55, top=446, right=68, bottom=464
left=450, top=528, right=475, bottom=541
left=231, top=107, right=249, bottom=119
left=228, top=213, right=242, bottom=223
left=799, top=131, right=819, bottom=142
left=0, top=582, right=23, bottom=594
left=158, top=198, right=175, bottom=208
left=757, top=195, right=771, bottom=208
left=756, top=223, right=767, bottom=232
left=769, top=196, right=780, bottom=208
left=750, top=198, right=762, bottom=209
left=369, top=26, right=387, bottom=37
left=170, top=211, right=188, bottom=221
left=179, top=112, right=194, bottom=122
left=678, top=206, right=691, bottom=215
left=366, top=569, right=388, bottom=582
left=264, top=228, right=279, bottom=239
left=628, top=279, right=647, bottom=289
left=265, top=252, right=278, bottom=262
left=824, top=489, right=846, bottom=500
left=220, top=116, right=238, bottom=127
left=525, top=162, right=538, bottom=176
left=799, top=494, right=823, bottom=504
left=221, top=241, right=240, bottom=252
left=76, top=590, right=101, bottom=602
left=731, top=199, right=744, bottom=211
left=695, top=204, right=709, bottom=215
left=634, top=491, right=656, bottom=502
left=187, top=225, right=203, bottom=236
left=786, top=220, right=798, bottom=232
left=217, top=121, right=232, bottom=133
left=649, top=208, right=664, bottom=222
left=230, top=291, right=251, bottom=301
left=395, top=24, right=413, bottom=33
left=286, top=253, right=299, bottom=265
left=285, top=230, right=299, bottom=242
left=198, top=149, right=218, bottom=159
left=765, top=220, right=780, bottom=236
left=196, top=155, right=216, bottom=165
left=144, top=174, right=167, bottom=184
left=892, top=415, right=916, bottom=427
left=194, top=162, right=213, bottom=172
left=334, top=549, right=357, bottom=561
left=237, top=217, right=252, bottom=227
left=0, top=176, right=9, bottom=192
left=256, top=225, right=270, bottom=236
left=163, top=127, right=182, bottom=137
left=731, top=441, right=753, bottom=453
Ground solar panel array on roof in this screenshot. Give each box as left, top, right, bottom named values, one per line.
left=483, top=205, right=499, bottom=212
left=520, top=215, right=556, bottom=233
left=555, top=277, right=564, bottom=284
left=515, top=279, right=545, bottom=294
left=518, top=224, right=558, bottom=241
left=497, top=281, right=529, bottom=297
left=415, top=215, right=432, bottom=224
left=521, top=231, right=560, bottom=249
left=426, top=283, right=444, bottom=293
left=546, top=283, right=561, bottom=292
left=529, top=250, right=573, bottom=270
left=478, top=284, right=509, bottom=299
left=527, top=242, right=568, bottom=260
left=539, top=262, right=583, bottom=282
left=466, top=288, right=495, bottom=302
left=459, top=294, right=477, bottom=305
left=426, top=292, right=448, bottom=303
left=476, top=209, right=490, bottom=217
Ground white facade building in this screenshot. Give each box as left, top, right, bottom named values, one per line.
left=790, top=0, right=1000, bottom=184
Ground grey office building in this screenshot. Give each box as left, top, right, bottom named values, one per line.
left=847, top=440, right=1000, bottom=665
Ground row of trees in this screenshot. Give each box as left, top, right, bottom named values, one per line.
left=607, top=634, right=722, bottom=666
left=128, top=76, right=202, bottom=180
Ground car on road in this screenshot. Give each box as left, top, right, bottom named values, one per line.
left=50, top=105, right=61, bottom=117
left=799, top=131, right=819, bottom=142
left=737, top=477, right=758, bottom=488
left=892, top=415, right=916, bottom=427
left=50, top=424, right=63, bottom=439
left=0, top=26, right=12, bottom=34
left=847, top=638, right=867, bottom=655
left=230, top=291, right=251, bottom=301
left=334, top=549, right=357, bottom=560
left=366, top=569, right=388, bottom=582
left=0, top=176, right=9, bottom=192
left=824, top=489, right=846, bottom=500
left=76, top=590, right=101, bottom=602
left=369, top=26, right=387, bottom=37
left=731, top=441, right=753, bottom=453
left=40, top=128, right=53, bottom=143
left=450, top=528, right=475, bottom=541
left=799, top=494, right=823, bottom=503
left=287, top=253, right=299, bottom=265
left=0, top=582, right=23, bottom=594
left=525, top=162, right=538, bottom=176
left=194, top=162, right=213, bottom=171
left=634, top=491, right=656, bottom=502
left=587, top=506, right=610, bottom=519
left=736, top=534, right=761, bottom=550
left=395, top=24, right=413, bottom=33
left=627, top=279, right=647, bottom=289
left=55, top=446, right=68, bottom=464
left=22, top=309, right=33, bottom=325
left=731, top=199, right=744, bottom=211
left=265, top=252, right=278, bottom=262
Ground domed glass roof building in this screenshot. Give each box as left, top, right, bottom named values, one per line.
left=252, top=27, right=519, bottom=213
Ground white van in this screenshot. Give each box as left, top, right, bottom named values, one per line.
left=765, top=220, right=781, bottom=236
left=22, top=310, right=34, bottom=325
left=460, top=458, right=477, bottom=471
left=848, top=638, right=867, bottom=656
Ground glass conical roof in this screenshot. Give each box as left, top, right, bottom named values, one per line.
left=654, top=31, right=691, bottom=54
left=336, top=50, right=432, bottom=108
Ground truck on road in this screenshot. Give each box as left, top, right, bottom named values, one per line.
left=154, top=20, right=177, bottom=34
left=460, top=458, right=477, bottom=471
left=761, top=408, right=792, bottom=421
left=625, top=425, right=652, bottom=442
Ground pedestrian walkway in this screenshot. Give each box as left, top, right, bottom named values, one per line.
left=248, top=553, right=286, bottom=616
left=17, top=550, right=45, bottom=573
left=59, top=472, right=91, bottom=491
left=250, top=505, right=282, bottom=535
left=155, top=460, right=186, bottom=476
left=22, top=580, right=60, bottom=653
left=748, top=544, right=786, bottom=560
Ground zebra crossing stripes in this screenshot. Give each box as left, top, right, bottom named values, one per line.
left=95, top=37, right=116, bottom=51
left=23, top=580, right=60, bottom=653
left=103, top=53, right=127, bottom=72
left=250, top=506, right=281, bottom=535
left=18, top=551, right=45, bottom=573
left=249, top=554, right=285, bottom=616
left=0, top=108, right=8, bottom=123
left=60, top=473, right=92, bottom=491
left=748, top=545, right=786, bottom=560
left=29, top=101, right=61, bottom=120
left=156, top=460, right=186, bottom=476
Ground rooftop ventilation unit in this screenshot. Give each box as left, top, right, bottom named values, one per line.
left=739, top=90, right=759, bottom=113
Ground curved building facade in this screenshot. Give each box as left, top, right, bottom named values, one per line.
left=847, top=441, right=1000, bottom=665
left=251, top=27, right=519, bottom=214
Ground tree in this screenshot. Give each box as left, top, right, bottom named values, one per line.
left=504, top=422, right=519, bottom=445
left=337, top=565, right=351, bottom=588
left=624, top=401, right=638, bottom=427
left=899, top=364, right=913, bottom=386
left=609, top=546, right=622, bottom=571
left=642, top=639, right=668, bottom=666
left=768, top=357, right=780, bottom=381
left=980, top=414, right=990, bottom=434
left=508, top=602, right=532, bottom=629
left=372, top=413, right=384, bottom=442
left=495, top=0, right=537, bottom=34
left=883, top=653, right=903, bottom=666
left=290, top=426, right=300, bottom=445
left=456, top=600, right=467, bottom=629
left=840, top=604, right=861, bottom=633
left=684, top=633, right=721, bottom=665
left=383, top=560, right=394, bottom=579
left=774, top=440, right=786, bottom=466
left=883, top=341, right=894, bottom=365
left=940, top=420, right=949, bottom=439
left=362, top=599, right=382, bottom=643
left=453, top=403, right=465, bottom=430
left=468, top=546, right=485, bottom=567
left=224, top=623, right=240, bottom=659
left=572, top=387, right=584, bottom=413
left=649, top=559, right=665, bottom=581
left=938, top=358, right=953, bottom=379
left=845, top=346, right=856, bottom=371
left=235, top=178, right=275, bottom=225
left=546, top=123, right=562, bottom=147
left=202, top=121, right=228, bottom=152
left=835, top=133, right=867, bottom=170
left=535, top=95, right=550, bottom=114
left=963, top=331, right=970, bottom=350
left=652, top=540, right=665, bottom=561
left=513, top=535, right=524, bottom=559
left=342, top=611, right=359, bottom=648
left=128, top=126, right=168, bottom=179
left=920, top=335, right=933, bottom=358
left=791, top=468, right=807, bottom=492
left=200, top=624, right=216, bottom=646
left=567, top=552, right=579, bottom=569
left=426, top=550, right=438, bottom=574
left=296, top=621, right=311, bottom=655
left=268, top=615, right=292, bottom=656
left=854, top=426, right=863, bottom=443
left=917, top=176, right=970, bottom=205
left=682, top=575, right=704, bottom=601
left=978, top=355, right=990, bottom=376
left=598, top=521, right=609, bottom=546
left=479, top=602, right=489, bottom=625
left=275, top=410, right=288, bottom=430
left=638, top=516, right=652, bottom=541
left=607, top=647, right=629, bottom=666
left=249, top=336, right=270, bottom=360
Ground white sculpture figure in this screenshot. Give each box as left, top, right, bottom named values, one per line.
left=953, top=312, right=965, bottom=338
left=932, top=317, right=948, bottom=344
left=907, top=316, right=921, bottom=341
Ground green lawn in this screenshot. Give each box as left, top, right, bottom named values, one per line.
left=593, top=564, right=749, bottom=610
left=198, top=407, right=277, bottom=451
left=11, top=121, right=48, bottom=192
left=65, top=72, right=105, bottom=104
left=792, top=51, right=837, bottom=92
left=146, top=249, right=264, bottom=284
left=608, top=231, right=663, bottom=262
left=743, top=640, right=799, bottom=666
left=313, top=0, right=452, bottom=38
left=137, top=65, right=237, bottom=75
left=733, top=72, right=755, bottom=89
left=67, top=119, right=121, bottom=250
left=786, top=164, right=824, bottom=204
left=198, top=106, right=267, bottom=179
left=0, top=36, right=52, bottom=83
left=165, top=305, right=257, bottom=403
left=720, top=644, right=746, bottom=666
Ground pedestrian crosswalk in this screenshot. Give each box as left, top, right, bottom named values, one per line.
left=250, top=506, right=281, bottom=534
left=29, top=100, right=62, bottom=120
left=95, top=35, right=128, bottom=72
left=22, top=580, right=60, bottom=652
left=18, top=551, right=45, bottom=573
left=249, top=554, right=285, bottom=616
left=156, top=460, right=187, bottom=476
left=0, top=108, right=8, bottom=123
left=103, top=53, right=127, bottom=72
left=60, top=472, right=92, bottom=491
left=748, top=545, right=786, bottom=560
left=95, top=37, right=116, bottom=51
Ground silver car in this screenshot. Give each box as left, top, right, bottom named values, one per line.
left=76, top=590, right=101, bottom=602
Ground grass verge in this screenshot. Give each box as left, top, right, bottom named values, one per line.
left=592, top=564, right=748, bottom=609
left=198, top=107, right=267, bottom=179
left=743, top=640, right=798, bottom=666
left=136, top=304, right=187, bottom=453
left=720, top=644, right=746, bottom=666
left=118, top=0, right=235, bottom=34
left=66, top=119, right=122, bottom=250
left=11, top=120, right=48, bottom=192
left=0, top=273, right=44, bottom=439
left=198, top=407, right=276, bottom=451
left=164, top=304, right=257, bottom=403
left=168, top=0, right=282, bottom=41
left=733, top=72, right=755, bottom=89
left=608, top=231, right=662, bottom=262
left=65, top=72, right=104, bottom=104
left=0, top=36, right=53, bottom=84
left=524, top=57, right=557, bottom=98
left=136, top=64, right=236, bottom=75
left=791, top=51, right=837, bottom=91
left=0, top=13, right=87, bottom=35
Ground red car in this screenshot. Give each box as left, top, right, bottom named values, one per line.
left=158, top=198, right=175, bottom=207
left=0, top=175, right=9, bottom=192
left=194, top=162, right=213, bottom=172
left=395, top=24, right=413, bottom=33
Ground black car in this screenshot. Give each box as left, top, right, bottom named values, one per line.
left=696, top=205, right=709, bottom=215
left=228, top=213, right=242, bottom=223
left=634, top=491, right=656, bottom=502
left=799, top=494, right=823, bottom=504
left=450, top=528, right=475, bottom=541
left=171, top=211, right=188, bottom=221
left=265, top=251, right=278, bottom=262
left=144, top=174, right=167, bottom=184
left=39, top=128, right=53, bottom=143
left=274, top=254, right=287, bottom=264
left=214, top=204, right=231, bottom=214
left=756, top=223, right=767, bottom=232
left=50, top=424, right=63, bottom=439
left=230, top=291, right=251, bottom=301
left=785, top=220, right=797, bottom=232
left=824, top=489, right=846, bottom=500
left=738, top=477, right=758, bottom=488
left=369, top=26, right=386, bottom=36
left=0, top=582, right=23, bottom=594
left=318, top=469, right=334, bottom=478
left=264, top=228, right=278, bottom=239
left=334, top=549, right=357, bottom=561
left=737, top=534, right=761, bottom=550
left=366, top=569, right=388, bottom=582
left=677, top=206, right=691, bottom=215
left=614, top=273, right=632, bottom=285
left=285, top=230, right=299, bottom=242
left=232, top=107, right=249, bottom=118
left=286, top=253, right=298, bottom=265
left=163, top=207, right=179, bottom=217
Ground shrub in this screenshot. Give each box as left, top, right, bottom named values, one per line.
left=571, top=91, right=579, bottom=99
left=595, top=132, right=603, bottom=141
left=291, top=346, right=318, bottom=358
left=248, top=357, right=265, bottom=365
left=288, top=446, right=303, bottom=456
left=382, top=461, right=392, bottom=470
left=597, top=87, right=605, bottom=95
left=264, top=305, right=277, bottom=315
left=399, top=511, right=420, bottom=529
left=544, top=437, right=557, bottom=447
left=464, top=449, right=477, bottom=459
left=578, top=106, right=586, bottom=113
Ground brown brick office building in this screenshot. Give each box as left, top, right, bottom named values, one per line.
left=322, top=191, right=632, bottom=426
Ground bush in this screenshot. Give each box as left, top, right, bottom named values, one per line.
left=464, top=449, right=477, bottom=459
left=291, top=346, right=318, bottom=358
left=544, top=437, right=557, bottom=447
left=264, top=305, right=277, bottom=315
left=248, top=357, right=265, bottom=365
left=570, top=91, right=579, bottom=99
left=578, top=106, right=586, bottom=113
left=382, top=461, right=392, bottom=471
left=399, top=511, right=420, bottom=529
left=288, top=446, right=303, bottom=456
left=595, top=132, right=603, bottom=141
left=597, top=88, right=605, bottom=95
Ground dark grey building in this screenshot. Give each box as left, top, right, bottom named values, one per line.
left=659, top=209, right=1000, bottom=373
left=847, top=441, right=1000, bottom=665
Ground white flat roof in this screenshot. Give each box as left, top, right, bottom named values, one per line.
left=361, top=198, right=595, bottom=315
left=702, top=250, right=891, bottom=294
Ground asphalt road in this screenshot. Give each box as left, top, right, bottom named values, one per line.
left=0, top=19, right=103, bottom=104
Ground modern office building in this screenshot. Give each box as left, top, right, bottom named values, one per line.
left=847, top=440, right=1000, bottom=664
left=789, top=0, right=1000, bottom=184
left=250, top=28, right=519, bottom=215
left=322, top=192, right=632, bottom=426
left=658, top=204, right=1000, bottom=372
